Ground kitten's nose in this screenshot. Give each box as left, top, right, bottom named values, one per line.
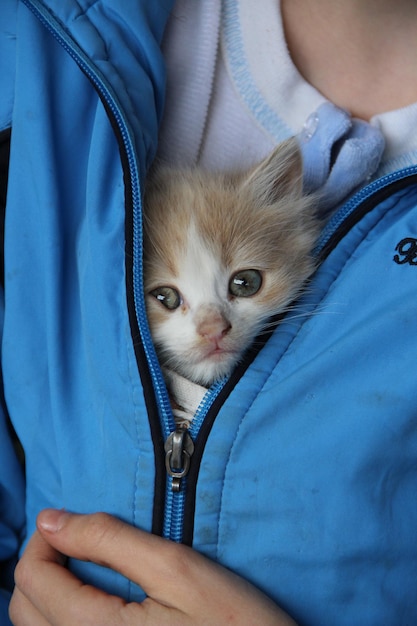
left=195, top=306, right=231, bottom=341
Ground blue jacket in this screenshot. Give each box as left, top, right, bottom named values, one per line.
left=1, top=2, right=416, bottom=625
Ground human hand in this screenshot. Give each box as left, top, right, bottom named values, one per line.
left=9, top=509, right=297, bottom=625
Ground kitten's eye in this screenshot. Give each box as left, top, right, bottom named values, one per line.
left=229, top=269, right=262, bottom=298
left=150, top=286, right=181, bottom=310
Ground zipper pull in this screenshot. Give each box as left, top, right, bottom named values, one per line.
left=164, top=426, right=195, bottom=492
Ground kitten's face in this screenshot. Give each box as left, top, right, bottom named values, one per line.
left=144, top=140, right=319, bottom=386
left=145, top=225, right=284, bottom=386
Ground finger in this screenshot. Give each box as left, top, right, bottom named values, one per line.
left=37, top=509, right=197, bottom=605
left=9, top=586, right=51, bottom=626
left=12, top=528, right=142, bottom=626
left=11, top=530, right=64, bottom=625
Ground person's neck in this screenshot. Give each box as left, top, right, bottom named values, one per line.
left=281, top=0, right=417, bottom=119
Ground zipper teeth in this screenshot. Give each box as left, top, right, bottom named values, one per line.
left=22, top=0, right=175, bottom=432
left=163, top=477, right=187, bottom=541
left=190, top=378, right=227, bottom=438
left=315, top=165, right=417, bottom=255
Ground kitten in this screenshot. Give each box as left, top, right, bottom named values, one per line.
left=143, top=139, right=319, bottom=387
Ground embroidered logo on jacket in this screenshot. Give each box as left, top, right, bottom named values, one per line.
left=393, top=238, right=417, bottom=265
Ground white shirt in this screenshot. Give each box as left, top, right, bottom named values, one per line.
left=159, top=0, right=417, bottom=175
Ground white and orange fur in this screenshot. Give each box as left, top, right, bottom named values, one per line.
left=143, top=139, right=319, bottom=387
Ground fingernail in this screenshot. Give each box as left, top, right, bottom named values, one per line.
left=37, top=508, right=69, bottom=533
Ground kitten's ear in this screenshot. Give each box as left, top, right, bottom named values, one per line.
left=243, top=138, right=303, bottom=204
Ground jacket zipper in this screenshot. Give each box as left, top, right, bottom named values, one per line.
left=163, top=378, right=226, bottom=541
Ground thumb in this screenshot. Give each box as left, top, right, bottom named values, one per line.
left=36, top=509, right=193, bottom=604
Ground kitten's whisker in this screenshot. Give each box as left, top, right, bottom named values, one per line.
left=256, top=303, right=344, bottom=335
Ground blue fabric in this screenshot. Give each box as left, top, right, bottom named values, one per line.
left=299, top=102, right=385, bottom=214
left=194, top=183, right=417, bottom=624
left=1, top=0, right=173, bottom=603
left=1, top=2, right=416, bottom=624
